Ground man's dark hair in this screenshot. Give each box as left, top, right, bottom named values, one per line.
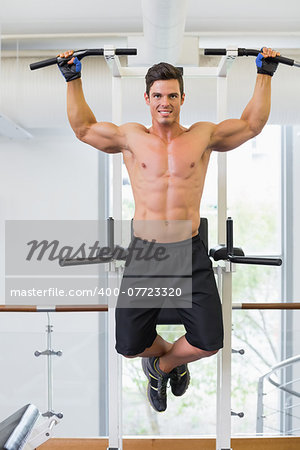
left=145, top=62, right=184, bottom=97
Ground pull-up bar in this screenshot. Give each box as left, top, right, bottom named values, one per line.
left=29, top=47, right=300, bottom=72
left=204, top=47, right=300, bottom=68
left=29, top=48, right=137, bottom=71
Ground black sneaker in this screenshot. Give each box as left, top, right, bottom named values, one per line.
left=142, top=357, right=170, bottom=412
left=169, top=364, right=190, bottom=396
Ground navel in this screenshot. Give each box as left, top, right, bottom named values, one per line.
left=141, top=163, right=147, bottom=168
left=190, top=162, right=195, bottom=168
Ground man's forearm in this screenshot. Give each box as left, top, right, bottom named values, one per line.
left=67, top=79, right=97, bottom=137
left=241, top=74, right=272, bottom=134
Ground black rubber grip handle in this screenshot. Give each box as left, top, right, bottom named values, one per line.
left=115, top=48, right=137, bottom=55
left=30, top=57, right=58, bottom=70
left=204, top=48, right=295, bottom=67
left=204, top=49, right=227, bottom=56
left=229, top=255, right=282, bottom=266
left=30, top=48, right=137, bottom=70
left=237, top=48, right=295, bottom=66
left=30, top=49, right=101, bottom=70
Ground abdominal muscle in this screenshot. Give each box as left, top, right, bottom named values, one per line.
left=131, top=174, right=204, bottom=243
left=123, top=127, right=212, bottom=243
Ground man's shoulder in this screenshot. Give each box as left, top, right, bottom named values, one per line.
left=120, top=122, right=149, bottom=135
left=188, top=121, right=216, bottom=134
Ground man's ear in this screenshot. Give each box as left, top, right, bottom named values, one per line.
left=144, top=92, right=150, bottom=105
left=181, top=93, right=185, bottom=106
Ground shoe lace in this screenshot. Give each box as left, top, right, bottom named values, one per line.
left=158, top=375, right=169, bottom=398
left=170, top=367, right=181, bottom=382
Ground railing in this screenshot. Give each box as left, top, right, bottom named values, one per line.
left=257, top=355, right=300, bottom=435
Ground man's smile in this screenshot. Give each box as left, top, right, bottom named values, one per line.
left=158, top=110, right=172, bottom=116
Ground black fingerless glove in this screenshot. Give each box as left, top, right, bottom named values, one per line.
left=57, top=56, right=82, bottom=82
left=256, top=50, right=278, bottom=77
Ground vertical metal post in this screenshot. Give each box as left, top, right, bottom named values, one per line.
left=106, top=53, right=123, bottom=450
left=34, top=314, right=63, bottom=419
left=216, top=61, right=232, bottom=450
left=110, top=59, right=123, bottom=225
left=217, top=264, right=232, bottom=450
left=217, top=64, right=228, bottom=245
left=98, top=150, right=110, bottom=436
left=46, top=314, right=54, bottom=414
left=107, top=266, right=123, bottom=450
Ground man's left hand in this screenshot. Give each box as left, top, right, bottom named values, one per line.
left=256, top=47, right=281, bottom=77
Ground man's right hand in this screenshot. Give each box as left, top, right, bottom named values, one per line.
left=57, top=50, right=82, bottom=82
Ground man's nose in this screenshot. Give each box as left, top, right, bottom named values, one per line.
left=161, top=96, right=170, bottom=107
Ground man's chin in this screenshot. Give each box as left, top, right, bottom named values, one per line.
left=158, top=116, right=173, bottom=125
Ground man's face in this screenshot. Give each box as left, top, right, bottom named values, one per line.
left=144, top=79, right=185, bottom=125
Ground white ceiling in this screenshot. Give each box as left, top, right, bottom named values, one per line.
left=1, top=0, right=300, bottom=36
left=1, top=0, right=300, bottom=134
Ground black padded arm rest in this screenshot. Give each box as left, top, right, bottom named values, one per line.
left=0, top=404, right=39, bottom=450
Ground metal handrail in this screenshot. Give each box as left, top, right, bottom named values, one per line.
left=266, top=355, right=300, bottom=375
left=256, top=354, right=300, bottom=434
left=267, top=374, right=300, bottom=398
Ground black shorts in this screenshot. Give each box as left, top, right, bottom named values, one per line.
left=115, top=233, right=224, bottom=355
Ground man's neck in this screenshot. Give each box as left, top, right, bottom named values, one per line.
left=149, top=120, right=185, bottom=143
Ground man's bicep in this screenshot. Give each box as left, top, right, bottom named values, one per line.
left=208, top=119, right=258, bottom=152
left=80, top=121, right=126, bottom=153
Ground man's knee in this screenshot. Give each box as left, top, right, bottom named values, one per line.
left=116, top=346, right=145, bottom=358
left=193, top=346, right=219, bottom=358
left=203, top=348, right=219, bottom=357
left=122, top=348, right=150, bottom=358
left=116, top=348, right=139, bottom=358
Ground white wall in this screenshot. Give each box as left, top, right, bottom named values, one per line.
left=0, top=129, right=102, bottom=302
left=0, top=57, right=113, bottom=128
left=0, top=128, right=109, bottom=436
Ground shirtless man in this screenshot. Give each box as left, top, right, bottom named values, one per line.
left=58, top=47, right=280, bottom=412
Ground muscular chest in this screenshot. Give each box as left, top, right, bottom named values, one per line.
left=125, top=135, right=209, bottom=180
